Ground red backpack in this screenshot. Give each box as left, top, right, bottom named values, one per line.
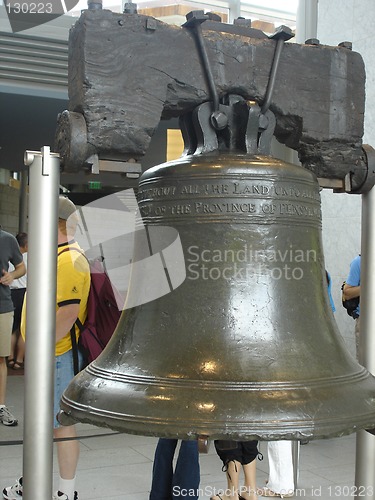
left=58, top=248, right=122, bottom=374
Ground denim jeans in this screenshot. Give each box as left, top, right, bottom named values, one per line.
left=149, top=439, right=200, bottom=500
left=54, top=349, right=82, bottom=429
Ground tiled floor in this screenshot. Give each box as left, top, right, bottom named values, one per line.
left=0, top=372, right=364, bottom=499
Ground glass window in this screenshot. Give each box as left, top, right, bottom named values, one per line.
left=1, top=1, right=298, bottom=41
left=67, top=1, right=297, bottom=29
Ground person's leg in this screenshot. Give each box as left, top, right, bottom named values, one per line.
left=149, top=439, right=178, bottom=500
left=54, top=425, right=80, bottom=498
left=9, top=288, right=25, bottom=367
left=220, top=460, right=241, bottom=500
left=241, top=461, right=257, bottom=500
left=13, top=331, right=25, bottom=367
left=0, top=312, right=16, bottom=423
left=239, top=441, right=258, bottom=500
left=261, top=441, right=294, bottom=497
left=0, top=312, right=13, bottom=402
left=0, top=355, right=7, bottom=405
left=54, top=351, right=80, bottom=498
left=173, top=440, right=200, bottom=500
left=212, top=442, right=242, bottom=500
left=7, top=331, right=17, bottom=366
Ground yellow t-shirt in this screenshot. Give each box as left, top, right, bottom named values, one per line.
left=21, top=241, right=91, bottom=356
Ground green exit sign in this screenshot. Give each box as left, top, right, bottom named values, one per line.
left=88, top=181, right=102, bottom=190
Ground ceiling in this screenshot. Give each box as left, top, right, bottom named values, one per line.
left=0, top=91, right=67, bottom=171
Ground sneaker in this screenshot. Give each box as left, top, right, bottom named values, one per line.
left=52, top=491, right=78, bottom=500
left=0, top=407, right=18, bottom=427
left=3, top=480, right=78, bottom=500
left=3, top=477, right=23, bottom=499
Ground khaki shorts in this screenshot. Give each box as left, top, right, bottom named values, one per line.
left=0, top=311, right=14, bottom=357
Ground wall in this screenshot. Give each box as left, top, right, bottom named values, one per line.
left=315, top=0, right=375, bottom=357
left=0, top=184, right=20, bottom=235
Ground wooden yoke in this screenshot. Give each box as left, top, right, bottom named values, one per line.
left=55, top=8, right=368, bottom=189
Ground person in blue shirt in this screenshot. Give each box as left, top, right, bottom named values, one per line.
left=326, top=270, right=336, bottom=313
left=343, top=255, right=361, bottom=359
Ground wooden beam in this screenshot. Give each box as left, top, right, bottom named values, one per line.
left=59, top=9, right=366, bottom=179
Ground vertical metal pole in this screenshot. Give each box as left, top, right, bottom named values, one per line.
left=22, top=147, right=60, bottom=500
left=295, top=0, right=318, bottom=44
left=228, top=0, right=241, bottom=24
left=355, top=187, right=375, bottom=499
left=291, top=2, right=319, bottom=486
left=291, top=441, right=300, bottom=488
left=18, top=169, right=28, bottom=233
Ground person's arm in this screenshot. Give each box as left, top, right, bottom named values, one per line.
left=0, top=261, right=26, bottom=286
left=343, top=283, right=360, bottom=300
left=56, top=303, right=80, bottom=342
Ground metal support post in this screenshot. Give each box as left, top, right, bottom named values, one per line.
left=355, top=186, right=375, bottom=499
left=228, top=0, right=241, bottom=24
left=292, top=441, right=300, bottom=488
left=22, top=146, right=60, bottom=500
left=18, top=169, right=28, bottom=233
left=296, top=0, right=318, bottom=44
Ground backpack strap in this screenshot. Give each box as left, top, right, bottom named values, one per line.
left=58, top=246, right=87, bottom=375
left=70, top=327, right=80, bottom=376
left=58, top=246, right=85, bottom=259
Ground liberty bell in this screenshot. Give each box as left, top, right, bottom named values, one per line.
left=59, top=94, right=375, bottom=441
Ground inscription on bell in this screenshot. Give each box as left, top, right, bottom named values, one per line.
left=181, top=185, right=200, bottom=194
left=171, top=204, right=191, bottom=214
left=233, top=182, right=271, bottom=195
left=194, top=202, right=256, bottom=214
left=179, top=184, right=231, bottom=195
left=139, top=200, right=320, bottom=218
left=138, top=175, right=321, bottom=222
left=232, top=182, right=319, bottom=200
left=139, top=181, right=320, bottom=202
left=204, top=184, right=229, bottom=194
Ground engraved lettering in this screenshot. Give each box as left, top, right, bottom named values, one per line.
left=139, top=186, right=176, bottom=199
left=274, top=186, right=289, bottom=196
left=195, top=202, right=256, bottom=214
left=139, top=205, right=152, bottom=216
left=251, top=184, right=270, bottom=195
left=231, top=182, right=319, bottom=200
left=233, top=182, right=271, bottom=195
left=301, top=189, right=320, bottom=200
left=181, top=185, right=200, bottom=194
left=154, top=206, right=167, bottom=215
left=261, top=203, right=277, bottom=214
left=204, top=184, right=229, bottom=194
left=279, top=203, right=319, bottom=216
left=171, top=204, right=191, bottom=214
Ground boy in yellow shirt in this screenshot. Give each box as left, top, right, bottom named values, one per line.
left=4, top=196, right=90, bottom=500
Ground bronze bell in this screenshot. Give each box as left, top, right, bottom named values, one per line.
left=59, top=98, right=375, bottom=440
